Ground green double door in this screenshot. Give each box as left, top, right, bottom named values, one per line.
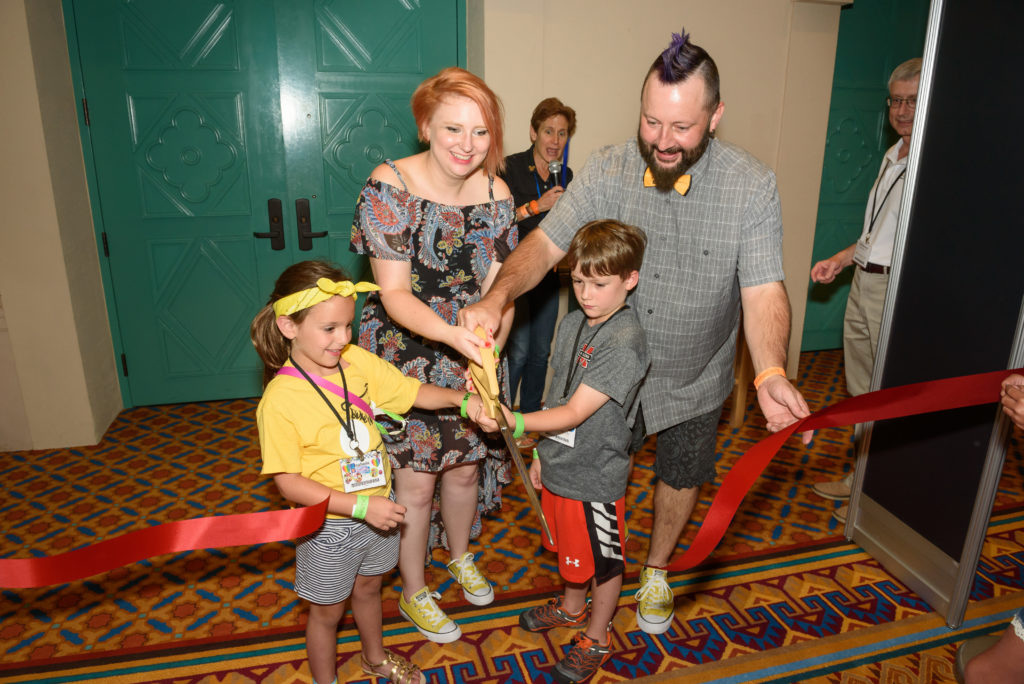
left=71, top=0, right=462, bottom=405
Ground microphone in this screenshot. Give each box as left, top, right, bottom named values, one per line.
left=548, top=160, right=562, bottom=176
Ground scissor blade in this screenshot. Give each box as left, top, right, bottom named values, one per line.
left=491, top=405, right=555, bottom=546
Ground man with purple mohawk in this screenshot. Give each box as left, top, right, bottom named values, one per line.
left=461, top=28, right=810, bottom=646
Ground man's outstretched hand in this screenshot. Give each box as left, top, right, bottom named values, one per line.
left=458, top=296, right=504, bottom=342
left=757, top=375, right=813, bottom=444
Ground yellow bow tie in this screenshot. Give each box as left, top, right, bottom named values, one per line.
left=273, top=278, right=381, bottom=317
left=643, top=167, right=691, bottom=196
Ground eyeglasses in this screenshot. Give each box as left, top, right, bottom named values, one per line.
left=887, top=96, right=917, bottom=110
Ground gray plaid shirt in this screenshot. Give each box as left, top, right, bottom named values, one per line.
left=539, top=138, right=784, bottom=434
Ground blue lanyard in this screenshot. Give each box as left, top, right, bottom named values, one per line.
left=532, top=169, right=546, bottom=200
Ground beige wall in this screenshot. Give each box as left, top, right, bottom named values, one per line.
left=774, top=1, right=844, bottom=372
left=471, top=0, right=843, bottom=379
left=0, top=298, right=31, bottom=449
left=0, top=0, right=121, bottom=450
left=1, top=0, right=841, bottom=450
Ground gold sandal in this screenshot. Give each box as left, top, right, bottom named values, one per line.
left=360, top=649, right=425, bottom=684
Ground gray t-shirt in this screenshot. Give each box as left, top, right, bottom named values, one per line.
left=538, top=307, right=649, bottom=502
left=538, top=138, right=784, bottom=434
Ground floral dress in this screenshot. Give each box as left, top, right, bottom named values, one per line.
left=350, top=160, right=517, bottom=551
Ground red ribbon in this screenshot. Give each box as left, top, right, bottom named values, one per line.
left=0, top=498, right=329, bottom=589
left=1, top=369, right=1016, bottom=589
left=665, top=367, right=1022, bottom=572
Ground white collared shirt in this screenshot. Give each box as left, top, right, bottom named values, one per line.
left=859, top=139, right=908, bottom=267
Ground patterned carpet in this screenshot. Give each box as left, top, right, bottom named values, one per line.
left=1, top=349, right=1022, bottom=683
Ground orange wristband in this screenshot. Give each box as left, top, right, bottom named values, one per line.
left=529, top=200, right=540, bottom=215
left=753, top=366, right=786, bottom=390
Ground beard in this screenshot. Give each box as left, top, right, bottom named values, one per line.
left=637, top=122, right=713, bottom=192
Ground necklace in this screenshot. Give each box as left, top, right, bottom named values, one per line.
left=289, top=356, right=361, bottom=454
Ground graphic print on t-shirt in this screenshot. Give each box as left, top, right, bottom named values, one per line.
left=578, top=343, right=595, bottom=369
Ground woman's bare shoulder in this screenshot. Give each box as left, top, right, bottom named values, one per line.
left=369, top=161, right=400, bottom=185
left=490, top=174, right=512, bottom=201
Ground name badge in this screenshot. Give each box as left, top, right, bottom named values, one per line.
left=852, top=239, right=871, bottom=268
left=541, top=406, right=575, bottom=447
left=545, top=428, right=576, bottom=448
left=341, top=448, right=387, bottom=492
left=339, top=420, right=387, bottom=492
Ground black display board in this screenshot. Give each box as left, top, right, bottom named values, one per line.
left=864, top=0, right=1024, bottom=560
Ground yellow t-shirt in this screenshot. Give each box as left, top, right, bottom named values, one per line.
left=257, top=345, right=421, bottom=518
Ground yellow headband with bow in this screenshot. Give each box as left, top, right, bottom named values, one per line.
left=273, top=278, right=381, bottom=317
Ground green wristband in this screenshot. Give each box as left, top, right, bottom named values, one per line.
left=460, top=392, right=472, bottom=418
left=512, top=411, right=525, bottom=439
left=375, top=408, right=407, bottom=436
left=351, top=494, right=369, bottom=520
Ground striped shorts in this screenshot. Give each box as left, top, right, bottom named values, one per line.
left=294, top=515, right=400, bottom=605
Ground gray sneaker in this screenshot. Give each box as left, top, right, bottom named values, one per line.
left=812, top=472, right=853, bottom=500
left=551, top=627, right=613, bottom=683
left=519, top=596, right=590, bottom=632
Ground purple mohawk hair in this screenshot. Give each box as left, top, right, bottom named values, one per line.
left=646, top=27, right=721, bottom=109
left=660, top=30, right=693, bottom=83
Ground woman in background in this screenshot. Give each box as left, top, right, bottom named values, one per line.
left=500, top=98, right=577, bottom=423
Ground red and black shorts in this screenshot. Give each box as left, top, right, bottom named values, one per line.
left=541, top=489, right=626, bottom=584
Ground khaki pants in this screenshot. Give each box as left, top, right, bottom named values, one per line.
left=842, top=268, right=889, bottom=396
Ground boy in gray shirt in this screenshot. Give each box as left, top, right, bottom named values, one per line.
left=497, top=219, right=650, bottom=684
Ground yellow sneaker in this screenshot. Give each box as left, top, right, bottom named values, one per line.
left=398, top=587, right=461, bottom=643
left=635, top=566, right=674, bottom=634
left=447, top=551, right=495, bottom=606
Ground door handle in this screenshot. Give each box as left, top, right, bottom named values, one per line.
left=253, top=198, right=285, bottom=250
left=295, top=198, right=327, bottom=251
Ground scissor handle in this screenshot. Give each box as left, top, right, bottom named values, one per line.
left=468, top=327, right=500, bottom=418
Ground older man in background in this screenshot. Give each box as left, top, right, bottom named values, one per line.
left=809, top=58, right=922, bottom=521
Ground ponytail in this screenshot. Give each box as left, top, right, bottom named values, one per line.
left=250, top=304, right=291, bottom=388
